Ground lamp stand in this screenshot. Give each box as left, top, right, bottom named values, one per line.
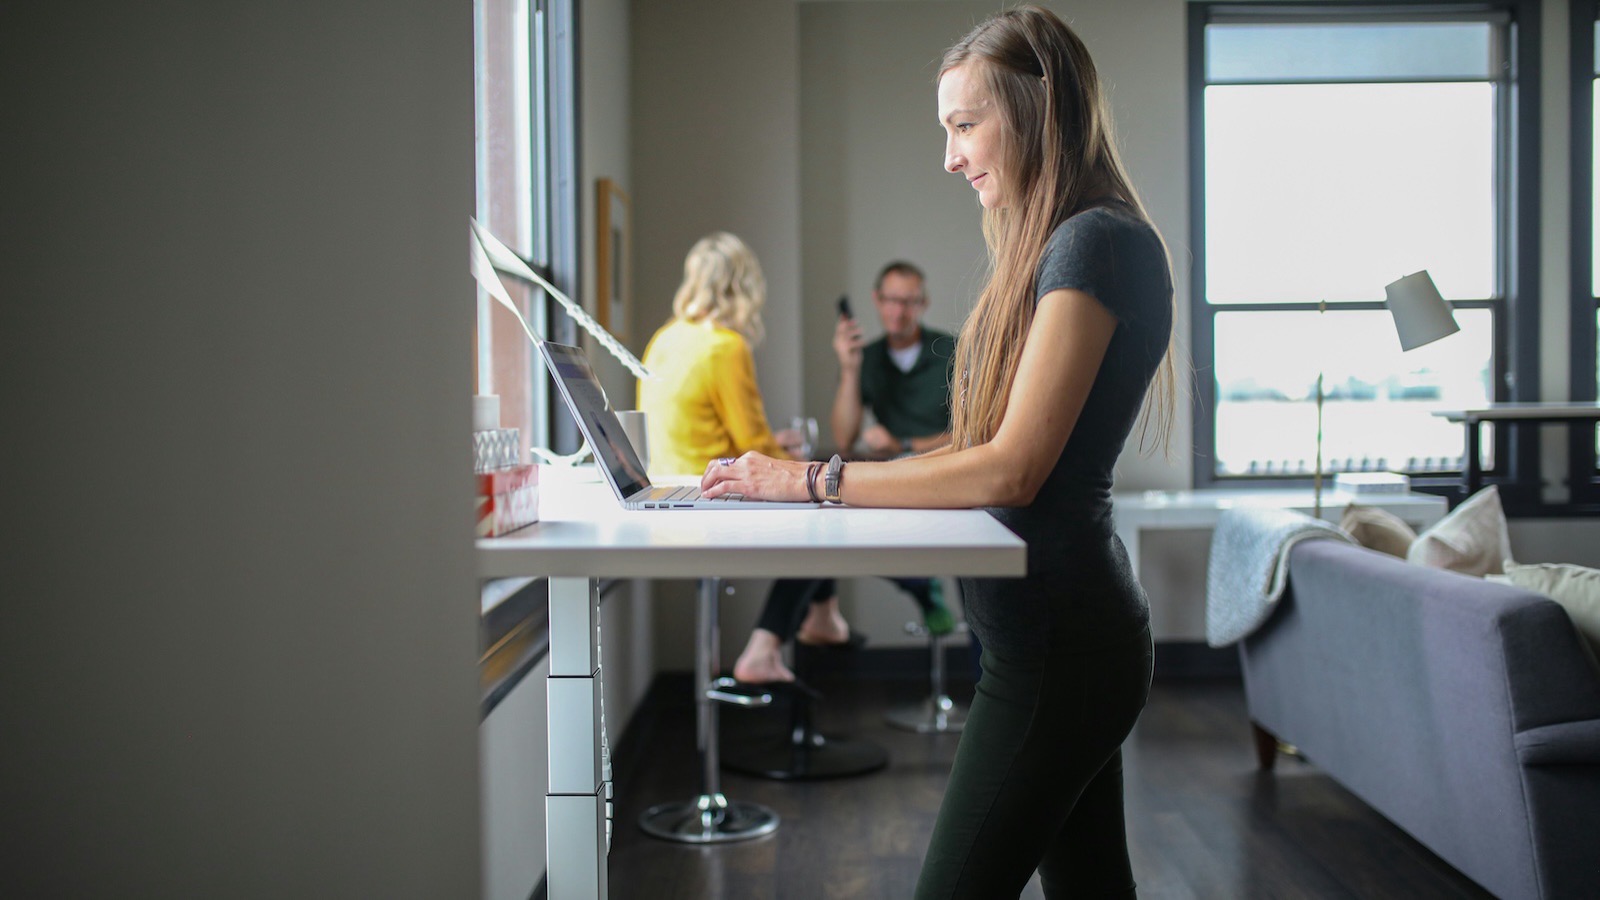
left=1313, top=369, right=1324, bottom=519
left=1313, top=299, right=1326, bottom=519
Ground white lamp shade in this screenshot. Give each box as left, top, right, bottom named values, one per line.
left=1384, top=270, right=1460, bottom=351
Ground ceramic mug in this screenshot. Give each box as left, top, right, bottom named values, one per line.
left=615, top=409, right=649, bottom=470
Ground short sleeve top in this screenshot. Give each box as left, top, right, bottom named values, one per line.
left=961, top=203, right=1173, bottom=658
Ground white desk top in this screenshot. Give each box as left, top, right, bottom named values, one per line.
left=1434, top=402, right=1600, bottom=421
left=477, top=471, right=1026, bottom=581
left=1111, top=488, right=1446, bottom=526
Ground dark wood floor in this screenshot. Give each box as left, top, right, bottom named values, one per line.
left=607, top=675, right=1493, bottom=899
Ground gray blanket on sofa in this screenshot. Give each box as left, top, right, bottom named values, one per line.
left=1205, top=507, right=1353, bottom=647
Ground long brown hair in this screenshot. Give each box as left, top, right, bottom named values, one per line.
left=941, top=6, right=1177, bottom=453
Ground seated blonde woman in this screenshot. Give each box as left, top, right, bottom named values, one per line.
left=637, top=231, right=850, bottom=683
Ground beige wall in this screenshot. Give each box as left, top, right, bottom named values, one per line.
left=8, top=2, right=480, bottom=895
left=631, top=0, right=1600, bottom=655
left=798, top=1, right=1192, bottom=497
left=630, top=0, right=810, bottom=667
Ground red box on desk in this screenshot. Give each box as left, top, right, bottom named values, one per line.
left=476, top=465, right=539, bottom=536
left=477, top=463, right=538, bottom=496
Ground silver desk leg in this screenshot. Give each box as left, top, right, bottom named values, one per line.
left=639, top=577, right=779, bottom=843
left=547, top=576, right=607, bottom=900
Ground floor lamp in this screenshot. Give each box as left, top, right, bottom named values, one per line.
left=1312, top=270, right=1460, bottom=517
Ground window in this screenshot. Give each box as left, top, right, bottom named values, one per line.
left=1573, top=0, right=1600, bottom=507
left=1189, top=3, right=1539, bottom=496
left=473, top=0, right=578, bottom=454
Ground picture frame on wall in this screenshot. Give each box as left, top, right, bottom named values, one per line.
left=595, top=177, right=632, bottom=341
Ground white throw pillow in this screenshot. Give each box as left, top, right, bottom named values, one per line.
left=1406, top=485, right=1514, bottom=577
left=1499, top=562, right=1600, bottom=662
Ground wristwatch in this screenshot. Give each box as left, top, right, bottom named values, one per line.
left=824, top=454, right=845, bottom=504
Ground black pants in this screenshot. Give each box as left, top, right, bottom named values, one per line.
left=915, top=625, right=1153, bottom=899
left=755, top=577, right=937, bottom=640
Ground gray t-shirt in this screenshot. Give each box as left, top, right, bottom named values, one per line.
left=961, top=204, right=1173, bottom=660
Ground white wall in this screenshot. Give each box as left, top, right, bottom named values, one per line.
left=5, top=3, right=480, bottom=896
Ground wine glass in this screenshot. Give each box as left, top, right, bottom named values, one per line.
left=789, top=416, right=819, bottom=460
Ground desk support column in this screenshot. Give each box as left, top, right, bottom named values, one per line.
left=547, top=576, right=607, bottom=900
left=1465, top=417, right=1482, bottom=499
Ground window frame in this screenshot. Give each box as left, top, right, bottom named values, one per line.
left=1571, top=0, right=1600, bottom=511
left=471, top=0, right=580, bottom=455
left=1187, top=0, right=1542, bottom=508
left=543, top=0, right=582, bottom=453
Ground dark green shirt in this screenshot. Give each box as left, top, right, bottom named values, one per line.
left=859, top=327, right=956, bottom=441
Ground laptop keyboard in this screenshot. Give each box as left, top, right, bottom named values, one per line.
left=638, top=485, right=745, bottom=505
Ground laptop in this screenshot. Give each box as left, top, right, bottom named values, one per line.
left=537, top=340, right=819, bottom=510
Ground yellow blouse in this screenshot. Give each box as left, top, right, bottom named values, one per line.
left=637, top=318, right=790, bottom=476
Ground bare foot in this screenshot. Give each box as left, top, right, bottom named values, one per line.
left=795, top=597, right=850, bottom=646
left=733, top=629, right=794, bottom=684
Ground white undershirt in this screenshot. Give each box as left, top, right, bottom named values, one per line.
left=888, top=342, right=921, bottom=374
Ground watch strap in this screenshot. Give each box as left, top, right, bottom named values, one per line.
left=824, top=454, right=844, bottom=504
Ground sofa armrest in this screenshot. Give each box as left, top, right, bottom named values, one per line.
left=1515, top=719, right=1600, bottom=766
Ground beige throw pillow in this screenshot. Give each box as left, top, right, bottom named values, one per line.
left=1341, top=503, right=1418, bottom=558
left=1499, top=562, right=1600, bottom=662
left=1406, top=485, right=1513, bottom=577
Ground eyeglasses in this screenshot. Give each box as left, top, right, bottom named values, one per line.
left=877, top=295, right=927, bottom=309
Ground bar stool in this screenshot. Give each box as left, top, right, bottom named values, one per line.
left=885, top=616, right=970, bottom=734
left=638, top=578, right=780, bottom=843
left=721, top=629, right=888, bottom=781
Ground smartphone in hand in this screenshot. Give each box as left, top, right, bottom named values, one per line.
left=837, top=295, right=853, bottom=318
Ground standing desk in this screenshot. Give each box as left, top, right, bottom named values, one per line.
left=1434, top=402, right=1600, bottom=498
left=477, top=476, right=1026, bottom=900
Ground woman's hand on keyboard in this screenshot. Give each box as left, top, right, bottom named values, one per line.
left=701, top=452, right=811, bottom=502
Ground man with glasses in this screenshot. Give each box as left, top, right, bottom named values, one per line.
left=832, top=261, right=956, bottom=456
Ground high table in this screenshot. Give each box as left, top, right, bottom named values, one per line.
left=478, top=474, right=1026, bottom=900
left=1434, top=402, right=1600, bottom=498
left=1112, top=489, right=1449, bottom=640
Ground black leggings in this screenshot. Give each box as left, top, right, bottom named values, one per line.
left=755, top=577, right=939, bottom=639
left=915, top=626, right=1153, bottom=899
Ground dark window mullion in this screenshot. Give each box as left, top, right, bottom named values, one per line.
left=1570, top=2, right=1599, bottom=504
left=1190, top=7, right=1218, bottom=489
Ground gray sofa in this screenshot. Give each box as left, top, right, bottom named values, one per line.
left=1240, top=538, right=1600, bottom=900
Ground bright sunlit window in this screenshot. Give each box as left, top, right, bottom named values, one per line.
left=1195, top=11, right=1513, bottom=481
left=473, top=0, right=576, bottom=451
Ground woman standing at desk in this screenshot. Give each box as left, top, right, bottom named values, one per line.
left=638, top=232, right=854, bottom=683
left=701, top=7, right=1178, bottom=897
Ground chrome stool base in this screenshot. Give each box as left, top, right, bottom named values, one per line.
left=637, top=793, right=779, bottom=844
left=885, top=694, right=967, bottom=734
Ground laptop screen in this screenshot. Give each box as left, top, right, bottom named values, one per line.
left=537, top=341, right=651, bottom=499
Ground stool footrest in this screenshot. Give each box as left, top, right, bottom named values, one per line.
left=707, top=677, right=772, bottom=707
left=902, top=620, right=970, bottom=638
